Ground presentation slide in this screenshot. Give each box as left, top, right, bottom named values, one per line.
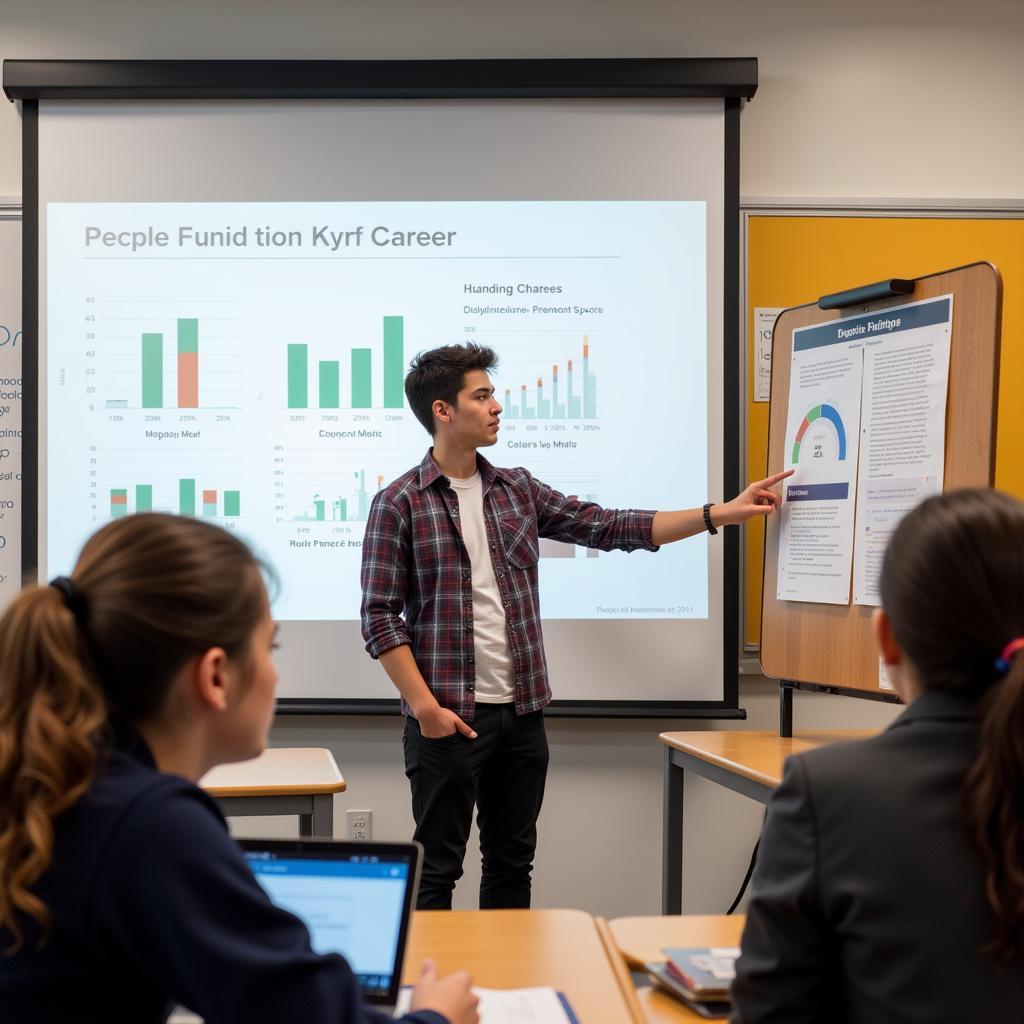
left=44, top=199, right=709, bottom=622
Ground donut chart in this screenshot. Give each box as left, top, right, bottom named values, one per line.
left=792, top=403, right=847, bottom=463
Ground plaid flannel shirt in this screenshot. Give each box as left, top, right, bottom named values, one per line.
left=360, top=450, right=658, bottom=721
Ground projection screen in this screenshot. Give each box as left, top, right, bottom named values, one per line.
left=6, top=59, right=756, bottom=715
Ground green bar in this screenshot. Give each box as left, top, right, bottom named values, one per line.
left=314, top=500, right=326, bottom=522
left=135, top=484, right=153, bottom=512
left=111, top=489, right=128, bottom=518
left=142, top=333, right=163, bottom=408
left=351, top=348, right=372, bottom=408
left=224, top=490, right=241, bottom=517
left=383, top=316, right=404, bottom=408
left=339, top=498, right=347, bottom=521
left=319, top=360, right=340, bottom=408
left=177, top=318, right=199, bottom=354
left=288, top=344, right=308, bottom=408
left=179, top=478, right=196, bottom=516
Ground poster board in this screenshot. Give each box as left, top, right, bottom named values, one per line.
left=744, top=213, right=1024, bottom=648
left=759, top=262, right=1000, bottom=694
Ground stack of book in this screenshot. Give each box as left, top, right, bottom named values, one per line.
left=644, top=946, right=739, bottom=1019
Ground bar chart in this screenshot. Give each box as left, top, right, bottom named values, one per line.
left=286, top=315, right=405, bottom=410
left=91, top=447, right=243, bottom=524
left=108, top=480, right=241, bottom=519
left=95, top=306, right=244, bottom=411
left=502, top=337, right=598, bottom=420
left=277, top=445, right=414, bottom=528
left=291, top=471, right=386, bottom=523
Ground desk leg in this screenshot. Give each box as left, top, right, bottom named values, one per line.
left=301, top=794, right=334, bottom=838
left=661, top=748, right=684, bottom=914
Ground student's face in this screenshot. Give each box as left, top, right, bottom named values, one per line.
left=445, top=369, right=502, bottom=448
left=219, top=610, right=280, bottom=763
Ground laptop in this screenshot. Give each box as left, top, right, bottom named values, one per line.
left=239, top=838, right=422, bottom=1012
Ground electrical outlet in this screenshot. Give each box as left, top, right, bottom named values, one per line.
left=346, top=809, right=372, bottom=841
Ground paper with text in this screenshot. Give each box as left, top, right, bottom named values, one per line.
left=776, top=318, right=864, bottom=603
left=852, top=296, right=953, bottom=605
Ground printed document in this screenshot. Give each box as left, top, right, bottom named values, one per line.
left=395, top=986, right=577, bottom=1023
left=851, top=296, right=953, bottom=604
left=776, top=295, right=953, bottom=606
left=776, top=318, right=864, bottom=603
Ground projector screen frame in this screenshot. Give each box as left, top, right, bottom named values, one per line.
left=9, top=57, right=755, bottom=719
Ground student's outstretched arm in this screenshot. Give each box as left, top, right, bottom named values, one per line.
left=650, top=470, right=791, bottom=545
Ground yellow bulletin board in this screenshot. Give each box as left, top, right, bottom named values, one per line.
left=744, top=213, right=1024, bottom=648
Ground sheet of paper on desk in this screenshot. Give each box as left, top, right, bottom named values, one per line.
left=395, top=986, right=578, bottom=1023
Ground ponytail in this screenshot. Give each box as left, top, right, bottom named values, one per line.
left=880, top=489, right=1024, bottom=963
left=0, top=513, right=268, bottom=953
left=964, top=650, right=1024, bottom=960
left=0, top=584, right=107, bottom=950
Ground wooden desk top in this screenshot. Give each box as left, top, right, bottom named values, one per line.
left=200, top=747, right=346, bottom=797
left=402, top=909, right=637, bottom=1024
left=658, top=730, right=874, bottom=788
left=609, top=915, right=746, bottom=1024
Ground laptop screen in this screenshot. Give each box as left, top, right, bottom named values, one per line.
left=240, top=839, right=420, bottom=1005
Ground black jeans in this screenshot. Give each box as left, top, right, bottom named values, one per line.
left=403, top=705, right=549, bottom=910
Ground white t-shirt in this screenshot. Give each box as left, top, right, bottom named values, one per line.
left=448, top=472, right=515, bottom=703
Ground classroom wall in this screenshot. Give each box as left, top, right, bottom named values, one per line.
left=2, top=0, right=1020, bottom=916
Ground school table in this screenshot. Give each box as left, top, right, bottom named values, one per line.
left=200, top=746, right=346, bottom=838
left=660, top=730, right=871, bottom=912
left=402, top=908, right=645, bottom=1023
left=609, top=914, right=745, bottom=1023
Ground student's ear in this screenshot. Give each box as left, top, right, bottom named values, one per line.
left=431, top=399, right=452, bottom=425
left=872, top=608, right=902, bottom=666
left=192, top=647, right=231, bottom=712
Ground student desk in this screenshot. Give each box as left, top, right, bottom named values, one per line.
left=200, top=747, right=346, bottom=838
left=660, top=730, right=871, bottom=912
left=402, top=909, right=643, bottom=1023
left=609, top=914, right=744, bottom=1023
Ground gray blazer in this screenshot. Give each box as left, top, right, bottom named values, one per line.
left=731, top=690, right=1024, bottom=1024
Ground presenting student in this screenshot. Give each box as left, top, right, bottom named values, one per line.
left=0, top=514, right=477, bottom=1024
left=360, top=343, right=788, bottom=910
left=731, top=488, right=1024, bottom=1023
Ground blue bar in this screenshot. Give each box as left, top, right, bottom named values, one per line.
left=786, top=482, right=850, bottom=501
left=794, top=297, right=951, bottom=352
left=245, top=856, right=409, bottom=879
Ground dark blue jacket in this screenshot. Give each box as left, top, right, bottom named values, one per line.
left=0, top=734, right=445, bottom=1024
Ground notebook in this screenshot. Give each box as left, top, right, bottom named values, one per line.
left=240, top=837, right=421, bottom=1011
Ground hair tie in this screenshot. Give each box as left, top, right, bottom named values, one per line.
left=49, top=576, right=87, bottom=624
left=994, top=638, right=1024, bottom=675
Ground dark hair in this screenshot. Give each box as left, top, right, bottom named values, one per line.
left=879, top=487, right=1024, bottom=959
left=0, top=514, right=268, bottom=950
left=404, top=343, right=498, bottom=435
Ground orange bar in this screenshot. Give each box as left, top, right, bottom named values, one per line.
left=178, top=351, right=199, bottom=408
left=202, top=489, right=217, bottom=504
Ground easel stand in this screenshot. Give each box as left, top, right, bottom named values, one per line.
left=761, top=263, right=1001, bottom=735
left=778, top=679, right=900, bottom=737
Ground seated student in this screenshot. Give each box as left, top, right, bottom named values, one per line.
left=0, top=514, right=477, bottom=1024
left=731, top=488, right=1024, bottom=1024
